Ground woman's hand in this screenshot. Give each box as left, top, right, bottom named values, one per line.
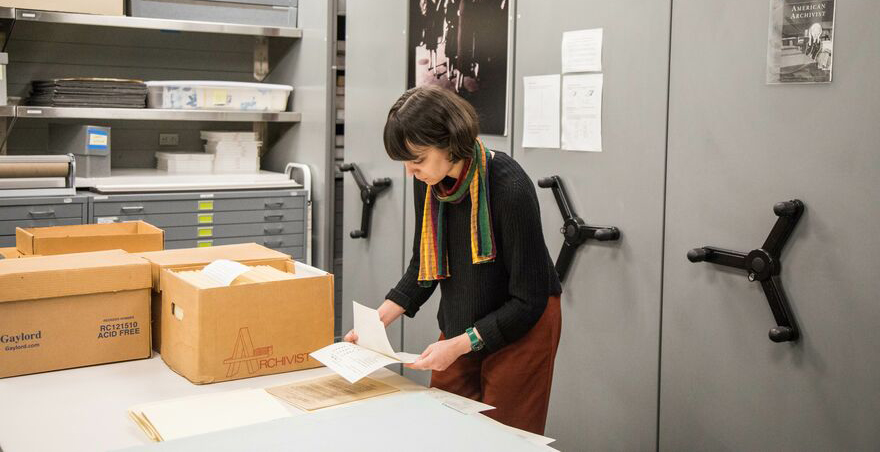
left=405, top=334, right=472, bottom=371
left=343, top=329, right=358, bottom=343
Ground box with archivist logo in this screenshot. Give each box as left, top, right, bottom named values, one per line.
left=157, top=258, right=333, bottom=384
left=0, top=250, right=152, bottom=379
left=133, top=243, right=293, bottom=353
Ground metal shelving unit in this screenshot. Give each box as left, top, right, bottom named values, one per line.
left=2, top=7, right=302, bottom=38
left=13, top=106, right=302, bottom=122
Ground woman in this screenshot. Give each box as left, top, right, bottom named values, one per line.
left=345, top=85, right=562, bottom=435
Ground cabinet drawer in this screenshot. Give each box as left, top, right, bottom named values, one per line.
left=95, top=209, right=304, bottom=227
left=0, top=204, right=83, bottom=221
left=274, top=246, right=306, bottom=261
left=165, top=234, right=304, bottom=250
left=92, top=196, right=305, bottom=216
left=0, top=217, right=83, bottom=236
left=0, top=235, right=13, bottom=247
left=163, top=221, right=305, bottom=241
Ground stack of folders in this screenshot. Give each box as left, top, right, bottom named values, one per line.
left=174, top=264, right=295, bottom=289
left=201, top=131, right=261, bottom=173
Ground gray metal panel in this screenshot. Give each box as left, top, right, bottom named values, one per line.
left=92, top=196, right=304, bottom=216
left=262, top=0, right=333, bottom=271
left=162, top=221, right=303, bottom=241
left=660, top=1, right=880, bottom=451
left=275, top=246, right=305, bottom=261
left=128, top=0, right=297, bottom=28
left=165, top=233, right=303, bottom=250
left=0, top=235, right=13, bottom=247
left=94, top=208, right=303, bottom=227
left=0, top=217, right=83, bottom=236
left=0, top=203, right=83, bottom=221
left=341, top=0, right=408, bottom=352
left=511, top=1, right=670, bottom=450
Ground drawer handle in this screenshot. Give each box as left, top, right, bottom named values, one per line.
left=264, top=226, right=284, bottom=235
left=28, top=209, right=56, bottom=218
left=121, top=206, right=145, bottom=213
left=264, top=213, right=284, bottom=221
left=265, top=201, right=285, bottom=209
left=264, top=239, right=284, bottom=248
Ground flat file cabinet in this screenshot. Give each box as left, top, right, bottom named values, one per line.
left=0, top=195, right=89, bottom=248
left=87, top=189, right=308, bottom=261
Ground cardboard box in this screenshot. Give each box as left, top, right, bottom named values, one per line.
left=133, top=243, right=292, bottom=352
left=16, top=221, right=164, bottom=256
left=159, top=260, right=333, bottom=384
left=0, top=1, right=123, bottom=15
left=0, top=250, right=152, bottom=378
left=0, top=247, right=21, bottom=259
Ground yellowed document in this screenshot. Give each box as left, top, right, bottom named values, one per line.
left=266, top=374, right=399, bottom=411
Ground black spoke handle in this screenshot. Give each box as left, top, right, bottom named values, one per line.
left=688, top=199, right=804, bottom=343
left=340, top=163, right=392, bottom=239
left=538, top=175, right=620, bottom=283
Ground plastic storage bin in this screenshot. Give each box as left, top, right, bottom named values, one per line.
left=146, top=81, right=293, bottom=112
left=156, top=152, right=214, bottom=173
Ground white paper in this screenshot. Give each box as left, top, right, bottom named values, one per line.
left=200, top=259, right=251, bottom=286
left=473, top=413, right=557, bottom=447
left=561, top=73, right=603, bottom=152
left=522, top=75, right=561, bottom=149
left=426, top=388, right=495, bottom=415
left=129, top=388, right=292, bottom=442
left=311, top=302, right=420, bottom=383
left=561, top=28, right=603, bottom=73
left=310, top=342, right=399, bottom=384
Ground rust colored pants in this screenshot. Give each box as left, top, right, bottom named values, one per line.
left=431, top=295, right=562, bottom=435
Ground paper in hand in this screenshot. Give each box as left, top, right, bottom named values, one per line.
left=311, top=301, right=419, bottom=383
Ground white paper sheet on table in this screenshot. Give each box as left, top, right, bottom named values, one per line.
left=522, top=74, right=561, bottom=149
left=426, top=387, right=495, bottom=414
left=562, top=28, right=603, bottom=73
left=310, top=301, right=419, bottom=383
left=561, top=73, right=603, bottom=152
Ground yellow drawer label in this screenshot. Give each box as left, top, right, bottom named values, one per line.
left=197, top=226, right=214, bottom=237
left=197, top=240, right=214, bottom=248
left=197, top=213, right=214, bottom=224
left=198, top=200, right=214, bottom=211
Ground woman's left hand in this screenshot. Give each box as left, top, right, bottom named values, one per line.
left=405, top=334, right=471, bottom=371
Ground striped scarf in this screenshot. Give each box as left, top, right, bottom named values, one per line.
left=418, top=138, right=496, bottom=287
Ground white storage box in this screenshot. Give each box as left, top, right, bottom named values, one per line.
left=156, top=152, right=214, bottom=173
left=205, top=142, right=261, bottom=157
left=146, top=81, right=293, bottom=112
left=214, top=156, right=260, bottom=174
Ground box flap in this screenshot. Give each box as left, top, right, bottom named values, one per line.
left=134, top=243, right=291, bottom=290
left=0, top=250, right=152, bottom=303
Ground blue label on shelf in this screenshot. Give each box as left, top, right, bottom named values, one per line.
left=87, top=128, right=109, bottom=150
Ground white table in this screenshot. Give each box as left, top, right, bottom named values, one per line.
left=0, top=354, right=423, bottom=452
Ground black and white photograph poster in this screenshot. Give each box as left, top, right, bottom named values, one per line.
left=767, top=0, right=835, bottom=84
left=408, top=0, right=510, bottom=135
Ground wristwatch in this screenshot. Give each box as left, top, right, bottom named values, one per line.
left=466, top=327, right=484, bottom=352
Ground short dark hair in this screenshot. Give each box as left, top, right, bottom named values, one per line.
left=383, top=85, right=480, bottom=162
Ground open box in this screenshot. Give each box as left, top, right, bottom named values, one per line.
left=158, top=259, right=333, bottom=384
left=16, top=221, right=164, bottom=255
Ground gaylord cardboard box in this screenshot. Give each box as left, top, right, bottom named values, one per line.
left=132, top=243, right=294, bottom=353
left=16, top=221, right=164, bottom=256
left=159, top=259, right=333, bottom=384
left=0, top=250, right=152, bottom=379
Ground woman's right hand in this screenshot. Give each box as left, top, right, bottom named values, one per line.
left=343, top=329, right=359, bottom=343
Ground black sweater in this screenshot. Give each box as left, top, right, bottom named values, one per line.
left=386, top=151, right=562, bottom=354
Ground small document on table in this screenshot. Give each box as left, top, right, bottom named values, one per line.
left=522, top=74, right=561, bottom=149
left=426, top=387, right=495, bottom=415
left=310, top=301, right=420, bottom=383
left=266, top=374, right=399, bottom=411
left=561, top=73, right=603, bottom=152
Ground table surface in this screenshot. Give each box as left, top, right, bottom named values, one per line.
left=0, top=354, right=423, bottom=452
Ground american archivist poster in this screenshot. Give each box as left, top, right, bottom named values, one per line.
left=408, top=0, right=510, bottom=135
left=767, top=0, right=836, bottom=84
